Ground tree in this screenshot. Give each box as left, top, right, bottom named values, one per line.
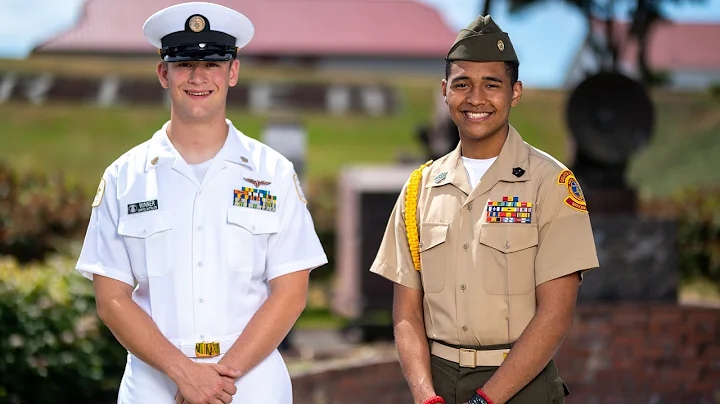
left=480, top=0, right=705, bottom=87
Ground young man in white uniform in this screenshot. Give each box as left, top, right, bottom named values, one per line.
left=75, top=3, right=328, bottom=403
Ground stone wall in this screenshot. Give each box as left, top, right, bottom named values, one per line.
left=291, top=304, right=720, bottom=403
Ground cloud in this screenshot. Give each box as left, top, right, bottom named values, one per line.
left=0, top=0, right=87, bottom=58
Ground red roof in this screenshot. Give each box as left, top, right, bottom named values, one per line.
left=35, top=0, right=457, bottom=57
left=590, top=19, right=720, bottom=70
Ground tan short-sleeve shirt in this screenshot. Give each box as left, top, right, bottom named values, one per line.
left=370, top=126, right=599, bottom=347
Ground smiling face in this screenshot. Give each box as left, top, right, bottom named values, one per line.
left=156, top=59, right=239, bottom=123
left=442, top=60, right=522, bottom=144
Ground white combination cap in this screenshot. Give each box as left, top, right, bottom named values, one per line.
left=142, top=2, right=254, bottom=62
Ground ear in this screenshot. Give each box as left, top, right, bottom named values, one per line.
left=228, top=59, right=240, bottom=87
left=510, top=80, right=523, bottom=107
left=157, top=62, right=169, bottom=89
left=441, top=79, right=448, bottom=103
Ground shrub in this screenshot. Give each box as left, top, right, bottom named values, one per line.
left=0, top=161, right=89, bottom=264
left=674, top=188, right=720, bottom=287
left=306, top=175, right=338, bottom=281
left=0, top=255, right=126, bottom=404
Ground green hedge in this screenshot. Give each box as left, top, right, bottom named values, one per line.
left=0, top=256, right=126, bottom=404
left=674, top=188, right=720, bottom=285
left=0, top=161, right=89, bottom=264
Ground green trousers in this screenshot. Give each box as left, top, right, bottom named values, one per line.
left=430, top=353, right=569, bottom=404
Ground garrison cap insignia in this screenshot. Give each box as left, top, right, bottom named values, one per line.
left=512, top=167, right=525, bottom=177
left=293, top=174, right=307, bottom=204
left=434, top=172, right=447, bottom=184
left=189, top=15, right=206, bottom=32
left=151, top=156, right=159, bottom=165
left=486, top=196, right=532, bottom=223
left=241, top=156, right=249, bottom=163
left=497, top=40, right=505, bottom=51
left=243, top=177, right=271, bottom=188
left=91, top=178, right=106, bottom=207
left=557, top=169, right=588, bottom=212
left=234, top=188, right=277, bottom=212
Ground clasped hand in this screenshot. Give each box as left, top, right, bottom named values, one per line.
left=173, top=362, right=242, bottom=404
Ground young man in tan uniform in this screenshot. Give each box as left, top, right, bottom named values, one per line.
left=370, top=15, right=600, bottom=404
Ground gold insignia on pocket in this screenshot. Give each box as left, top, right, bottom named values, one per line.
left=92, top=179, right=106, bottom=208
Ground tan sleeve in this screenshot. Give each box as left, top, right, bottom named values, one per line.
left=369, top=182, right=423, bottom=290
left=534, top=165, right=600, bottom=286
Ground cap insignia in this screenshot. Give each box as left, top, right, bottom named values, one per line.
left=189, top=15, right=206, bottom=32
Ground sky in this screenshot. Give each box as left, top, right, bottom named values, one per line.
left=0, top=0, right=718, bottom=88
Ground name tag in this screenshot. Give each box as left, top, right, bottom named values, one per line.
left=128, top=199, right=159, bottom=214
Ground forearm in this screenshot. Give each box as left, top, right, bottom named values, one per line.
left=97, top=294, right=190, bottom=379
left=394, top=310, right=436, bottom=403
left=218, top=287, right=305, bottom=374
left=480, top=310, right=571, bottom=404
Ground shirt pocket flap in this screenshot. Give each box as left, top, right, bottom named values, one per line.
left=419, top=222, right=449, bottom=252
left=480, top=224, right=538, bottom=253
left=117, top=213, right=172, bottom=238
left=228, top=208, right=280, bottom=235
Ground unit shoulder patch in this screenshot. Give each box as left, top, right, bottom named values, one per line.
left=557, top=169, right=588, bottom=212
left=293, top=174, right=307, bottom=204
left=91, top=178, right=106, bottom=207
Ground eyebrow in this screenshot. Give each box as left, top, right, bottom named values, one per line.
left=450, top=75, right=504, bottom=85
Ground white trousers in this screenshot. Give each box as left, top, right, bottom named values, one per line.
left=117, top=350, right=292, bottom=403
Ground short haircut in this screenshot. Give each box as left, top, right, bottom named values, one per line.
left=445, top=59, right=519, bottom=86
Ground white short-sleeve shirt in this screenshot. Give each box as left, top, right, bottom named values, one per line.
left=76, top=119, right=328, bottom=345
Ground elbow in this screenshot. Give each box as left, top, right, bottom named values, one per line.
left=94, top=295, right=123, bottom=325
left=286, top=291, right=307, bottom=317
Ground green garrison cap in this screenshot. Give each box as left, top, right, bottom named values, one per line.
left=447, top=15, right=518, bottom=63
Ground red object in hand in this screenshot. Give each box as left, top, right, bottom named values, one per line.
left=422, top=396, right=445, bottom=404
left=476, top=389, right=494, bottom=404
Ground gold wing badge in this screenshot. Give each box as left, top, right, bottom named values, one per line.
left=243, top=177, right=271, bottom=188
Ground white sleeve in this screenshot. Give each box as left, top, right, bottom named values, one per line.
left=75, top=168, right=135, bottom=286
left=265, top=165, right=328, bottom=280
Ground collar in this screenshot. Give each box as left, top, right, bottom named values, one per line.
left=145, top=119, right=255, bottom=172
left=426, top=124, right=531, bottom=195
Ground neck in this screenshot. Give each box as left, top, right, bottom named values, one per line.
left=167, top=112, right=229, bottom=164
left=460, top=123, right=509, bottom=159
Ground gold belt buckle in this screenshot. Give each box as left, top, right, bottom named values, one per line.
left=195, top=341, right=220, bottom=358
left=458, top=348, right=477, bottom=368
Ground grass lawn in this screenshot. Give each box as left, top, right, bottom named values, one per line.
left=1, top=55, right=717, bottom=199
left=0, top=84, right=573, bottom=194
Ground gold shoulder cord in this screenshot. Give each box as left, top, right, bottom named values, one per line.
left=405, top=161, right=432, bottom=271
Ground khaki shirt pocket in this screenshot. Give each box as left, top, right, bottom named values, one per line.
left=117, top=212, right=173, bottom=279
left=419, top=222, right=450, bottom=293
left=479, top=224, right=539, bottom=295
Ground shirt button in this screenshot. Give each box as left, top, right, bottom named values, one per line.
left=462, top=325, right=468, bottom=332
left=463, top=243, right=469, bottom=250
left=419, top=242, right=424, bottom=249
left=141, top=229, right=147, bottom=236
left=460, top=284, right=466, bottom=290
left=196, top=226, right=203, bottom=232
left=199, top=334, right=205, bottom=340
left=198, top=298, right=204, bottom=303
left=467, top=204, right=473, bottom=211
left=197, top=261, right=204, bottom=268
